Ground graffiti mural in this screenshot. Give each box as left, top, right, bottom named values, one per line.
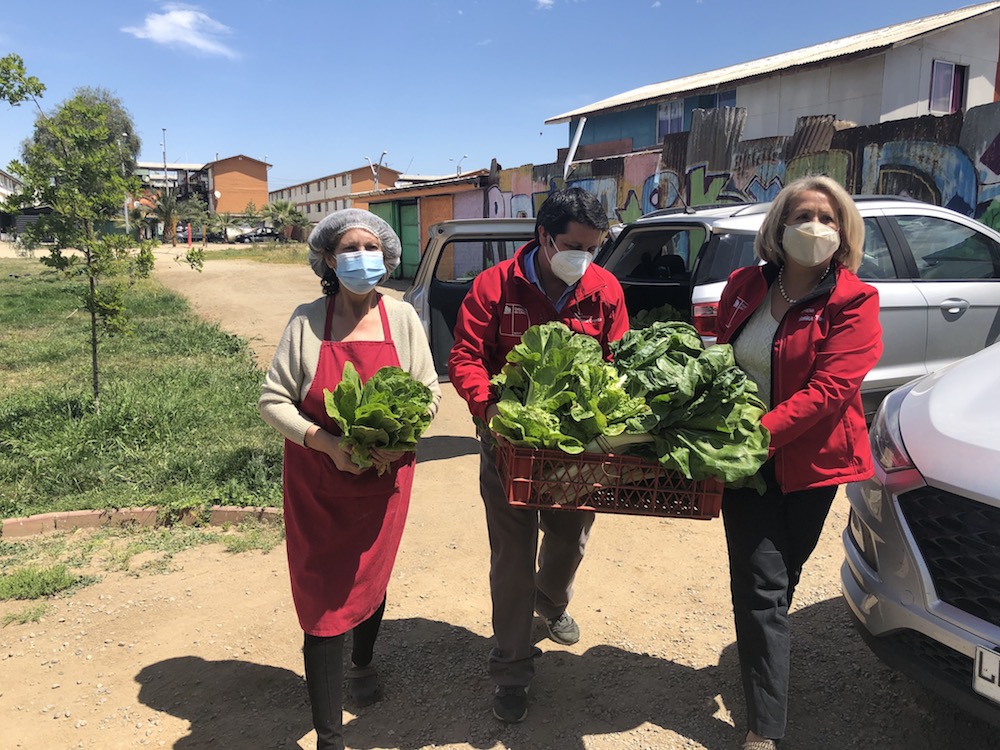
left=493, top=101, right=1000, bottom=229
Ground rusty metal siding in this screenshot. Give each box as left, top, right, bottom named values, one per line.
left=687, top=107, right=747, bottom=169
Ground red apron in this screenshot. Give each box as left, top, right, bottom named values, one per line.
left=283, top=295, right=416, bottom=636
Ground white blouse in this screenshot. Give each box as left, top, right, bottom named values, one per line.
left=732, top=287, right=780, bottom=410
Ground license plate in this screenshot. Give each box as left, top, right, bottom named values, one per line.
left=973, top=646, right=1000, bottom=704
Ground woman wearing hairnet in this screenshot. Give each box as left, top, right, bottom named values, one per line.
left=259, top=209, right=441, bottom=750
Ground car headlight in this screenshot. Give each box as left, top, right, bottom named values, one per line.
left=869, top=382, right=916, bottom=472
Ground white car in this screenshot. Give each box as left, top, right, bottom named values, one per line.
left=842, top=342, right=1000, bottom=724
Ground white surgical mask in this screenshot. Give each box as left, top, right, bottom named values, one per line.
left=782, top=221, right=840, bottom=267
left=547, top=238, right=593, bottom=285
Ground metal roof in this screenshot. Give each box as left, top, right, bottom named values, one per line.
left=136, top=161, right=206, bottom=171
left=546, top=1, right=1000, bottom=124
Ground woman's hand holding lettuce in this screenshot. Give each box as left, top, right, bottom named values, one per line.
left=324, top=362, right=433, bottom=475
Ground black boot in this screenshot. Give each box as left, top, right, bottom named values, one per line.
left=303, top=632, right=345, bottom=750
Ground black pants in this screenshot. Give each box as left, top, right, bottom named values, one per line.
left=722, top=466, right=836, bottom=740
left=302, top=597, right=386, bottom=750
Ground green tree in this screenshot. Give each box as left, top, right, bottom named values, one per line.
left=1, top=58, right=172, bottom=409
left=242, top=200, right=261, bottom=228
left=264, top=199, right=309, bottom=239
left=0, top=53, right=44, bottom=106
left=179, top=197, right=211, bottom=248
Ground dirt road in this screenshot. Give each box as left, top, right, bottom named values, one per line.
left=0, top=248, right=994, bottom=749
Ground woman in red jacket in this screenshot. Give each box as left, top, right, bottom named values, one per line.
left=716, top=176, right=882, bottom=750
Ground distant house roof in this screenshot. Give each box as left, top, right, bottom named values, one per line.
left=352, top=170, right=490, bottom=200
left=546, top=0, right=1000, bottom=124
left=208, top=154, right=271, bottom=168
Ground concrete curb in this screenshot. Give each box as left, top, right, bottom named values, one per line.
left=1, top=506, right=283, bottom=540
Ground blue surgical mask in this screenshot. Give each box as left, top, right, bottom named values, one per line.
left=335, top=250, right=386, bottom=294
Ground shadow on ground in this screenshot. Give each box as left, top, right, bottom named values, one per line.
left=416, top=434, right=480, bottom=463
left=135, top=656, right=311, bottom=749
left=135, top=600, right=996, bottom=750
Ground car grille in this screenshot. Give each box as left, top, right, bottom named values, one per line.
left=892, top=628, right=972, bottom=689
left=898, top=487, right=1000, bottom=628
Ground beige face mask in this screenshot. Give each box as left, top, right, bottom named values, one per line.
left=782, top=222, right=840, bottom=267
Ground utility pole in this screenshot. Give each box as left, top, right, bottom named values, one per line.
left=118, top=133, right=130, bottom=234
left=161, top=128, right=167, bottom=189
left=366, top=150, right=387, bottom=191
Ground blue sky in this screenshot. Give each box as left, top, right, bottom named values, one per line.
left=0, top=1, right=981, bottom=191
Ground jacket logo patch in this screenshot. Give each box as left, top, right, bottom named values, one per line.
left=798, top=307, right=825, bottom=324
left=733, top=297, right=749, bottom=311
left=500, top=303, right=531, bottom=338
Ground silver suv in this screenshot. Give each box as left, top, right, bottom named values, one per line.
left=594, top=196, right=1000, bottom=418
left=404, top=199, right=1000, bottom=418
left=843, top=342, right=1000, bottom=724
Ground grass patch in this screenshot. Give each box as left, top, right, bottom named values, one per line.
left=3, top=602, right=50, bottom=627
left=198, top=242, right=310, bottom=264
left=0, top=257, right=284, bottom=519
left=0, top=564, right=84, bottom=600
left=0, top=518, right=285, bottom=602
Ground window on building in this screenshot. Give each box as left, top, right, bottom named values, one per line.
left=341, top=175, right=347, bottom=187
left=929, top=60, right=967, bottom=114
left=658, top=100, right=684, bottom=137
left=306, top=204, right=311, bottom=214
left=658, top=89, right=736, bottom=138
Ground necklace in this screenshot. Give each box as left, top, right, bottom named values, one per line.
left=777, top=264, right=831, bottom=305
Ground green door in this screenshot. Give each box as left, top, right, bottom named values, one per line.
left=398, top=202, right=419, bottom=279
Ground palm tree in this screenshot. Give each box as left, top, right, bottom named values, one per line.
left=150, top=189, right=179, bottom=246
left=264, top=200, right=309, bottom=240
left=127, top=202, right=148, bottom=241
left=212, top=212, right=238, bottom=243
left=179, top=197, right=210, bottom=247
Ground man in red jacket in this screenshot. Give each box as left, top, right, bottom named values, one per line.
left=448, top=187, right=628, bottom=723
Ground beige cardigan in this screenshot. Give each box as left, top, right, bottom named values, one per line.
left=259, top=294, right=442, bottom=446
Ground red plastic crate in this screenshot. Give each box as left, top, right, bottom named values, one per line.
left=494, top=438, right=723, bottom=519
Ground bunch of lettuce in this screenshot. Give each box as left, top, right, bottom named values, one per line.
left=324, top=362, right=433, bottom=475
left=611, top=321, right=769, bottom=487
left=488, top=322, right=649, bottom=454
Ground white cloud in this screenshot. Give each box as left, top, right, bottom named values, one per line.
left=122, top=4, right=238, bottom=60
left=536, top=0, right=555, bottom=9
left=652, top=0, right=662, bottom=6
left=476, top=39, right=493, bottom=46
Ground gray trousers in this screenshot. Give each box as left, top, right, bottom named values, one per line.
left=479, top=434, right=595, bottom=686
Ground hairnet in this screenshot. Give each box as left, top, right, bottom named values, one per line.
left=307, top=208, right=402, bottom=277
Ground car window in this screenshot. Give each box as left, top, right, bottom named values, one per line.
left=432, top=239, right=523, bottom=283
left=894, top=215, right=1000, bottom=280
left=607, top=226, right=706, bottom=281
left=856, top=217, right=897, bottom=280
left=694, top=231, right=758, bottom=284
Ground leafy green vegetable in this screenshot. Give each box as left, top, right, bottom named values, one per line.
left=489, top=322, right=649, bottom=453
left=490, top=320, right=770, bottom=490
left=629, top=302, right=686, bottom=329
left=611, top=322, right=770, bottom=487
left=324, top=362, right=433, bottom=474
